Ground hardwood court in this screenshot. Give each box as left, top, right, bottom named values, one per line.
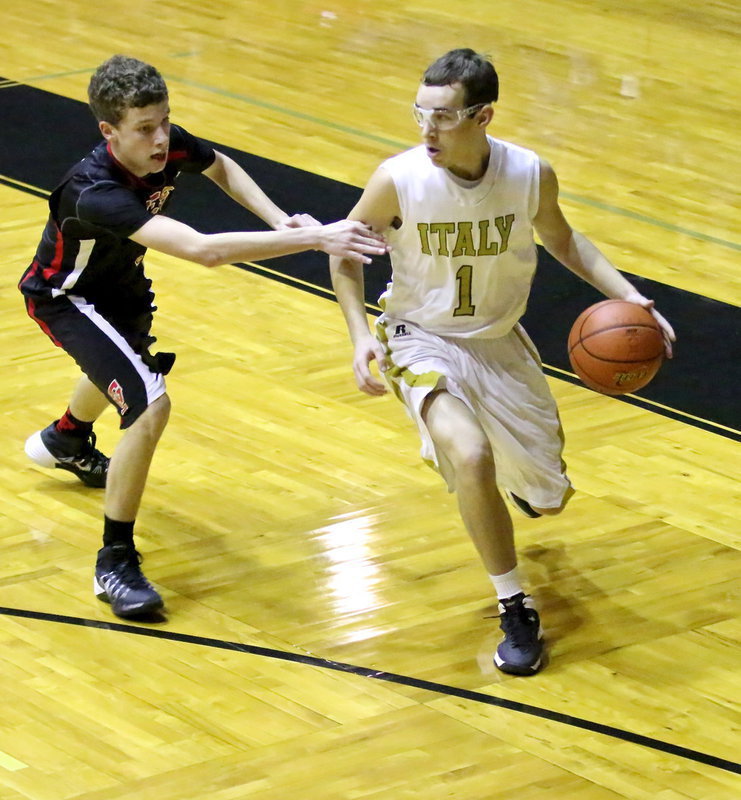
left=0, top=1, right=739, bottom=798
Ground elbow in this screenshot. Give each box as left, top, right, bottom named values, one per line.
left=197, top=250, right=223, bottom=268
left=188, top=237, right=223, bottom=268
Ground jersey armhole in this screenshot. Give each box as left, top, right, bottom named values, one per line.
left=528, top=156, right=541, bottom=220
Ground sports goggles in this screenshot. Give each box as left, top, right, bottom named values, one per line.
left=412, top=102, right=487, bottom=130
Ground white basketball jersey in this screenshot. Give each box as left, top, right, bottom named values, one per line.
left=380, top=136, right=540, bottom=338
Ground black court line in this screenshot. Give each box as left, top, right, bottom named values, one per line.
left=234, top=260, right=741, bottom=443
left=1, top=605, right=738, bottom=776
left=2, top=79, right=740, bottom=437
left=0, top=174, right=49, bottom=199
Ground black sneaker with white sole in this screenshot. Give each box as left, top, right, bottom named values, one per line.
left=25, top=422, right=109, bottom=488
left=494, top=593, right=544, bottom=676
left=94, top=544, right=164, bottom=618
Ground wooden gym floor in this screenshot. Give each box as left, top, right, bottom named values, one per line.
left=0, top=1, right=739, bottom=798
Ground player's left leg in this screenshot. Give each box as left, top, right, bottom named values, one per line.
left=25, top=365, right=112, bottom=489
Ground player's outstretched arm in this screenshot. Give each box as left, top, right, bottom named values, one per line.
left=534, top=159, right=675, bottom=357
left=130, top=214, right=387, bottom=267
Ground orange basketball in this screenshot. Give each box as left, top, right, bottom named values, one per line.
left=567, top=299, right=664, bottom=395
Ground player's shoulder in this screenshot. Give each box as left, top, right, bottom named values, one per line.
left=167, top=122, right=215, bottom=170
left=380, top=145, right=433, bottom=188
left=168, top=122, right=190, bottom=144
left=382, top=143, right=428, bottom=170
left=488, top=135, right=539, bottom=163
left=51, top=143, right=115, bottom=204
left=63, top=141, right=111, bottom=181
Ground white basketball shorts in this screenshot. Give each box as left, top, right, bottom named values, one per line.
left=377, top=316, right=572, bottom=510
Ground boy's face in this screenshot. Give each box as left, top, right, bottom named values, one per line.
left=99, top=100, right=171, bottom=177
left=414, top=82, right=491, bottom=175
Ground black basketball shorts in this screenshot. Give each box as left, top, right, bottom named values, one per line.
left=25, top=294, right=167, bottom=428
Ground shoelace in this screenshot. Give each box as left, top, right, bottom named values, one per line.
left=500, top=604, right=538, bottom=647
left=74, top=432, right=108, bottom=468
left=108, top=547, right=151, bottom=590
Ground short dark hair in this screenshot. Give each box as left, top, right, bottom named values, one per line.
left=422, top=48, right=499, bottom=106
left=88, top=55, right=168, bottom=124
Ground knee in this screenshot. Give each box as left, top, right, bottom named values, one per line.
left=444, top=435, right=495, bottom=477
left=150, top=393, right=171, bottom=428
left=139, top=393, right=171, bottom=438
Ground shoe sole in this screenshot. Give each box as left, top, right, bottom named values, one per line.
left=494, top=652, right=543, bottom=676
left=25, top=430, right=59, bottom=468
left=93, top=576, right=164, bottom=617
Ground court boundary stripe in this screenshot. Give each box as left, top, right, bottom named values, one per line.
left=3, top=68, right=739, bottom=252
left=0, top=174, right=50, bottom=198
left=0, top=605, right=738, bottom=775
left=232, top=260, right=741, bottom=442
left=2, top=171, right=737, bottom=443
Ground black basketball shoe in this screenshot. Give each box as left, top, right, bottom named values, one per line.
left=25, top=422, right=109, bottom=488
left=94, top=544, right=164, bottom=618
left=494, top=593, right=544, bottom=675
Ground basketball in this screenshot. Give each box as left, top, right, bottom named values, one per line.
left=567, top=299, right=664, bottom=395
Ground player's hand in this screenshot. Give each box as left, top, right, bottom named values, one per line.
left=317, top=220, right=389, bottom=264
left=353, top=334, right=389, bottom=396
left=625, top=293, right=676, bottom=358
left=277, top=213, right=322, bottom=229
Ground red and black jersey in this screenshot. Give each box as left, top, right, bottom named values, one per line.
left=19, top=124, right=215, bottom=323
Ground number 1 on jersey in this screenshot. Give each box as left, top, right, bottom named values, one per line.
left=453, top=264, right=476, bottom=317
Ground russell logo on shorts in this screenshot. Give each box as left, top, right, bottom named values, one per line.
left=394, top=324, right=411, bottom=338
left=107, top=379, right=129, bottom=415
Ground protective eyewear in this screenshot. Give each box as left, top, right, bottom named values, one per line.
left=412, top=102, right=487, bottom=130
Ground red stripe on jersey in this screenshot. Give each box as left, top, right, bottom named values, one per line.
left=41, top=224, right=65, bottom=282
left=167, top=150, right=187, bottom=161
left=26, top=298, right=63, bottom=347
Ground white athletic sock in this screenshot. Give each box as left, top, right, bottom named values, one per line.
left=490, top=567, right=524, bottom=600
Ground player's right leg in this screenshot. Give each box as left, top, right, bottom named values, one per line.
left=379, top=318, right=545, bottom=675
left=24, top=294, right=168, bottom=617
left=94, top=394, right=170, bottom=618
left=421, top=390, right=545, bottom=676
left=421, top=389, right=517, bottom=575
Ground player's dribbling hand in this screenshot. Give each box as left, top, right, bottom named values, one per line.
left=353, top=335, right=388, bottom=396
left=318, top=220, right=389, bottom=264
left=624, top=293, right=676, bottom=358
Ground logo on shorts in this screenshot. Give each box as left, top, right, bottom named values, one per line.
left=394, top=324, right=410, bottom=338
left=107, top=379, right=129, bottom=415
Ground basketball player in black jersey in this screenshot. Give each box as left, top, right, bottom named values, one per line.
left=19, top=55, right=387, bottom=619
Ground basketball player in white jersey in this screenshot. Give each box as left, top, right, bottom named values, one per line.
left=330, top=48, right=675, bottom=675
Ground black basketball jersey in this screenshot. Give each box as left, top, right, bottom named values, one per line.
left=19, top=124, right=215, bottom=317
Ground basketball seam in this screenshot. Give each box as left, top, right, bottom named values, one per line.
left=570, top=325, right=663, bottom=362
left=568, top=348, right=622, bottom=394
left=571, top=351, right=664, bottom=365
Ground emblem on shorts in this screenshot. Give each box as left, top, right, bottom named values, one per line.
left=107, top=379, right=129, bottom=415
left=394, top=324, right=410, bottom=338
